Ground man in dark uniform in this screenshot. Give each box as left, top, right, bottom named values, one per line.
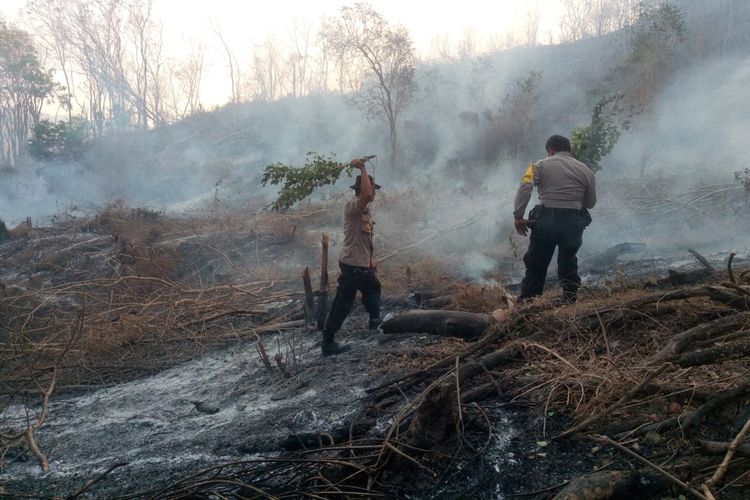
left=513, top=135, right=597, bottom=304
left=321, top=158, right=381, bottom=356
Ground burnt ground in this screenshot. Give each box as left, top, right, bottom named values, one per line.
left=1, top=192, right=750, bottom=499
left=0, top=307, right=613, bottom=499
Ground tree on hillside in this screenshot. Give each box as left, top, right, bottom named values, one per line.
left=165, top=42, right=204, bottom=119
left=610, top=2, right=685, bottom=109
left=559, top=0, right=639, bottom=42
left=212, top=23, right=243, bottom=104
left=28, top=117, right=90, bottom=161
left=0, top=20, right=58, bottom=168
left=321, top=3, right=416, bottom=167
left=285, top=19, right=315, bottom=97
left=28, top=0, right=203, bottom=134
left=681, top=0, right=750, bottom=58
left=252, top=36, right=285, bottom=102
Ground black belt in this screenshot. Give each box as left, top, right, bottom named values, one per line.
left=540, top=206, right=582, bottom=213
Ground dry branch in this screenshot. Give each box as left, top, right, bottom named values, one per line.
left=704, top=415, right=750, bottom=489
left=555, top=364, right=669, bottom=440
left=688, top=249, right=716, bottom=273
left=592, top=434, right=708, bottom=500
left=630, top=379, right=750, bottom=437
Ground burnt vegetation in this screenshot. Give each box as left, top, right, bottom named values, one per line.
left=1, top=0, right=750, bottom=499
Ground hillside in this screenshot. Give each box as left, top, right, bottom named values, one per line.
left=1, top=1, right=750, bottom=498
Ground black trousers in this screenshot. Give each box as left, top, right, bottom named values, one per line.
left=519, top=207, right=589, bottom=302
left=323, top=262, right=381, bottom=339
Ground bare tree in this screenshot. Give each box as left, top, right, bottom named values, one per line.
left=251, top=36, right=285, bottom=102
left=0, top=20, right=58, bottom=167
left=559, top=0, right=638, bottom=42
left=27, top=0, right=171, bottom=134
left=428, top=33, right=454, bottom=62
left=212, top=22, right=242, bottom=103
left=520, top=1, right=542, bottom=47
left=285, top=18, right=314, bottom=97
left=457, top=28, right=477, bottom=60
left=322, top=2, right=416, bottom=166
left=165, top=42, right=204, bottom=119
left=26, top=0, right=77, bottom=123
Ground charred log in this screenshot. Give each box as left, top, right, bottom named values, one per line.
left=381, top=309, right=493, bottom=340
left=404, top=384, right=458, bottom=450
left=705, top=286, right=750, bottom=311
left=552, top=470, right=669, bottom=500
left=697, top=439, right=750, bottom=458
left=663, top=268, right=713, bottom=286
left=280, top=417, right=376, bottom=451
left=675, top=339, right=750, bottom=367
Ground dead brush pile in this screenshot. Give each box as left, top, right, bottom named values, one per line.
left=145, top=258, right=750, bottom=499
left=0, top=203, right=331, bottom=471
left=363, top=257, right=750, bottom=499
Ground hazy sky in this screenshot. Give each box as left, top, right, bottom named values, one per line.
left=2, top=0, right=564, bottom=105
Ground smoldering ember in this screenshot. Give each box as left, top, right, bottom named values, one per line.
left=1, top=1, right=750, bottom=499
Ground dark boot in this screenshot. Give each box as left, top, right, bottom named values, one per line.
left=321, top=331, right=350, bottom=356
left=368, top=317, right=381, bottom=334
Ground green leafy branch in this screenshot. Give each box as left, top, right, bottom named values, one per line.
left=571, top=94, right=631, bottom=172
left=261, top=152, right=353, bottom=211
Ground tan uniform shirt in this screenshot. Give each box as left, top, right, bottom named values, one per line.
left=513, top=151, right=597, bottom=218
left=339, top=197, right=374, bottom=268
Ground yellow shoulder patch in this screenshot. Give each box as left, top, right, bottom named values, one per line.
left=521, top=163, right=534, bottom=184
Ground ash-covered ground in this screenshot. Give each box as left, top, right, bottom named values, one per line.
left=1, top=187, right=749, bottom=498
left=0, top=309, right=600, bottom=498
left=3, top=251, right=744, bottom=498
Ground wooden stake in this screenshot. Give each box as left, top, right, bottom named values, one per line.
left=316, top=234, right=330, bottom=331
left=320, top=234, right=329, bottom=289
left=302, top=267, right=314, bottom=329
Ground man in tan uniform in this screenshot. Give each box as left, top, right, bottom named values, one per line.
left=321, top=158, right=381, bottom=356
left=514, top=135, right=597, bottom=303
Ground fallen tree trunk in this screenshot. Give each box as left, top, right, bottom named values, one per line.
left=381, top=309, right=493, bottom=340
left=662, top=268, right=713, bottom=286
left=697, top=439, right=750, bottom=458
left=647, top=313, right=750, bottom=365
left=624, top=379, right=750, bottom=438
left=705, top=286, right=750, bottom=311
left=675, top=339, right=750, bottom=367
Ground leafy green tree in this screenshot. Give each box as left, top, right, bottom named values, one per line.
left=0, top=20, right=58, bottom=167
left=28, top=118, right=90, bottom=161
left=571, top=94, right=630, bottom=172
